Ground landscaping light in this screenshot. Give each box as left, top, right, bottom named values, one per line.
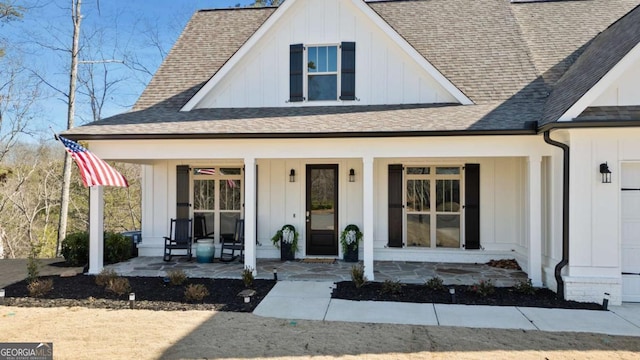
left=600, top=162, right=612, bottom=183
left=449, top=288, right=456, bottom=303
left=129, top=292, right=135, bottom=309
left=273, top=268, right=278, bottom=281
left=0, top=288, right=4, bottom=305
left=244, top=296, right=250, bottom=303
left=603, top=292, right=610, bottom=311
left=289, top=169, right=296, bottom=182
left=349, top=168, right=355, bottom=182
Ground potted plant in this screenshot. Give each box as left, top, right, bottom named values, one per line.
left=340, top=224, right=363, bottom=262
left=271, top=224, right=299, bottom=261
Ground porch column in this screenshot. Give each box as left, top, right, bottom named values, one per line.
left=363, top=156, right=374, bottom=280
left=528, top=155, right=543, bottom=287
left=88, top=186, right=104, bottom=274
left=244, top=157, right=257, bottom=275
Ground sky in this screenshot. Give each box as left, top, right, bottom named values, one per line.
left=2, top=0, right=255, bottom=140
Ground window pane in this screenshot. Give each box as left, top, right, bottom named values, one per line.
left=436, top=167, right=460, bottom=175
left=311, top=168, right=335, bottom=231
left=406, top=179, right=430, bottom=212
left=328, top=46, right=337, bottom=72
left=318, top=46, right=327, bottom=72
left=219, top=168, right=241, bottom=175
left=308, top=47, right=317, bottom=73
left=436, top=179, right=460, bottom=212
left=220, top=212, right=241, bottom=238
left=194, top=212, right=214, bottom=238
left=193, top=180, right=215, bottom=210
left=193, top=168, right=215, bottom=176
left=407, top=167, right=430, bottom=175
left=220, top=179, right=242, bottom=210
left=436, top=214, right=460, bottom=248
left=407, top=214, right=430, bottom=247
left=308, top=74, right=337, bottom=100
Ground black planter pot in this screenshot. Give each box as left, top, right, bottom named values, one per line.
left=280, top=242, right=295, bottom=261
left=343, top=247, right=359, bottom=262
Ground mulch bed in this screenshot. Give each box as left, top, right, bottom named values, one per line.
left=332, top=282, right=604, bottom=310
left=3, top=275, right=276, bottom=312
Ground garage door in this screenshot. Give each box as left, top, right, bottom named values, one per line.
left=622, top=163, right=640, bottom=302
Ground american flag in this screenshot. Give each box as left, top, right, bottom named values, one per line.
left=58, top=136, right=129, bottom=188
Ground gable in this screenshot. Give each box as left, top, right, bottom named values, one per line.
left=591, top=56, right=640, bottom=107
left=183, top=0, right=468, bottom=110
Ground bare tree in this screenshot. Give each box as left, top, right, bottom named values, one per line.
left=55, top=0, right=83, bottom=256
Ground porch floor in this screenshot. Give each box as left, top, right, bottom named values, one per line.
left=106, top=257, right=528, bottom=287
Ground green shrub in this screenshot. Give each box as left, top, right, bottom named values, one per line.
left=167, top=269, right=187, bottom=286
left=95, top=269, right=119, bottom=287
left=350, top=264, right=367, bottom=288
left=425, top=276, right=445, bottom=291
left=28, top=279, right=53, bottom=297
left=61, top=232, right=89, bottom=266
left=513, top=279, right=536, bottom=295
left=241, top=267, right=254, bottom=288
left=185, top=284, right=209, bottom=302
left=381, top=279, right=404, bottom=295
left=105, top=277, right=131, bottom=296
left=104, top=232, right=131, bottom=264
left=469, top=279, right=495, bottom=297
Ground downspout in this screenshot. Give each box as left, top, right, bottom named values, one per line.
left=543, top=130, right=569, bottom=299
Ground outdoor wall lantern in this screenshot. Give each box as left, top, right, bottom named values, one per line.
left=599, top=162, right=612, bottom=183
left=349, top=168, right=355, bottom=182
left=289, top=169, right=296, bottom=182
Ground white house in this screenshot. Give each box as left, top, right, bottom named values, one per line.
left=63, top=0, right=640, bottom=305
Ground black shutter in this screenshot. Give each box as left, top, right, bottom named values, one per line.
left=464, top=164, right=480, bottom=250
left=388, top=164, right=403, bottom=247
left=340, top=42, right=356, bottom=101
left=176, top=165, right=190, bottom=220
left=289, top=44, right=304, bottom=102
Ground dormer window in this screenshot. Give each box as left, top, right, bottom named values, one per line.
left=289, top=42, right=356, bottom=103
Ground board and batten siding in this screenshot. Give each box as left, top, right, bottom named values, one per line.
left=592, top=57, right=640, bottom=106
left=194, top=0, right=457, bottom=108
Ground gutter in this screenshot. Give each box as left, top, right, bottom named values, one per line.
left=543, top=130, right=569, bottom=300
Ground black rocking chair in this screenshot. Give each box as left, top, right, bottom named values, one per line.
left=163, top=218, right=193, bottom=262
left=219, top=219, right=244, bottom=262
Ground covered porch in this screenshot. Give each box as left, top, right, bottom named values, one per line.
left=105, top=257, right=528, bottom=286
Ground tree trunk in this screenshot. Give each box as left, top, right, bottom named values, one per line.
left=56, top=0, right=82, bottom=256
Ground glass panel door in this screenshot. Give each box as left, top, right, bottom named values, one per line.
left=306, top=164, right=338, bottom=256
left=405, top=165, right=462, bottom=248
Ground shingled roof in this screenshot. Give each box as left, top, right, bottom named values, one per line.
left=64, top=0, right=640, bottom=139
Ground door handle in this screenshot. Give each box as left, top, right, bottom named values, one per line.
left=306, top=211, right=310, bottom=223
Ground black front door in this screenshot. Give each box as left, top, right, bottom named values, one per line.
left=306, top=164, right=338, bottom=256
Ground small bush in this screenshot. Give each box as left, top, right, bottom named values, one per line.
left=469, top=279, right=495, bottom=297
left=28, top=279, right=53, bottom=298
left=185, top=284, right=209, bottom=302
left=167, top=269, right=187, bottom=286
left=104, top=232, right=132, bottom=264
left=513, top=279, right=536, bottom=295
left=105, top=277, right=131, bottom=296
left=95, top=269, right=119, bottom=287
left=381, top=279, right=404, bottom=295
left=61, top=232, right=89, bottom=266
left=241, top=267, right=254, bottom=288
left=425, top=276, right=445, bottom=291
left=350, top=264, right=367, bottom=288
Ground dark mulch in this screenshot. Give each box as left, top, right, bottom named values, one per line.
left=332, top=282, right=604, bottom=310
left=3, top=275, right=276, bottom=312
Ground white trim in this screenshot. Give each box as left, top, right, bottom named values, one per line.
left=181, top=0, right=297, bottom=111
left=559, top=42, right=640, bottom=122
left=181, top=0, right=472, bottom=111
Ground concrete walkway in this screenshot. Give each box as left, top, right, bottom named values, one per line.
left=254, top=281, right=640, bottom=337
